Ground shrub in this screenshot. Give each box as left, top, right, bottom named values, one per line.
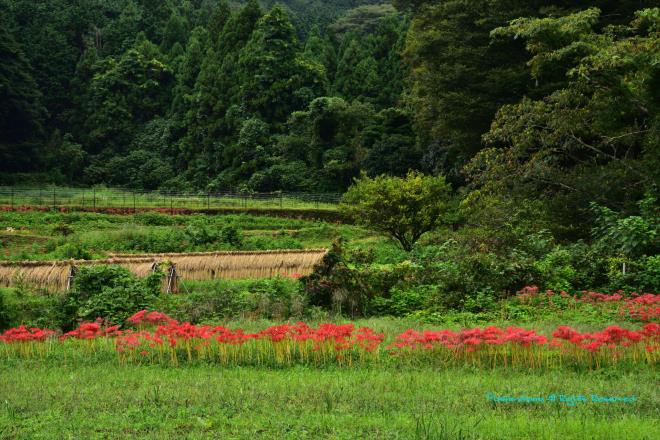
left=245, top=278, right=306, bottom=320
left=51, top=222, right=74, bottom=236
left=60, top=265, right=162, bottom=329
left=303, top=241, right=415, bottom=317
left=638, top=255, right=660, bottom=291
left=534, top=247, right=577, bottom=291
left=220, top=225, right=244, bottom=247
left=370, top=285, right=437, bottom=316
left=53, top=242, right=92, bottom=260
left=0, top=288, right=61, bottom=330
left=184, top=222, right=217, bottom=246
left=155, top=279, right=304, bottom=322
left=133, top=213, right=175, bottom=226
left=606, top=254, right=660, bottom=292
left=461, top=288, right=498, bottom=313
left=0, top=290, right=9, bottom=330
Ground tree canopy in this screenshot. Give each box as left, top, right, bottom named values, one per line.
left=341, top=171, right=452, bottom=251
left=0, top=0, right=657, bottom=240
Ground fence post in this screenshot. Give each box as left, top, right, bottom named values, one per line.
left=280, top=192, right=283, bottom=209
left=53, top=188, right=56, bottom=209
left=10, top=188, right=14, bottom=210
left=207, top=193, right=210, bottom=209
left=170, top=194, right=174, bottom=215
left=93, top=188, right=96, bottom=209
left=133, top=191, right=136, bottom=212
left=82, top=190, right=85, bottom=208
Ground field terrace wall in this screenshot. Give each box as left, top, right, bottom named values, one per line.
left=0, top=249, right=328, bottom=293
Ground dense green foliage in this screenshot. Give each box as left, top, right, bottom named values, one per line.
left=61, top=265, right=163, bottom=329
left=341, top=171, right=452, bottom=250
left=0, top=0, right=407, bottom=192
left=2, top=0, right=656, bottom=242
left=2, top=206, right=658, bottom=325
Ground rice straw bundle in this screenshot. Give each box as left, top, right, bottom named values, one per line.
left=0, top=260, right=72, bottom=291
left=0, top=249, right=328, bottom=292
left=0, top=258, right=165, bottom=292
left=108, top=249, right=328, bottom=281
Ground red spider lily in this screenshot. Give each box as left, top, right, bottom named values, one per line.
left=60, top=320, right=124, bottom=340
left=550, top=325, right=655, bottom=353
left=2, top=311, right=658, bottom=368
left=0, top=326, right=55, bottom=343
left=127, top=310, right=179, bottom=326
left=619, top=294, right=660, bottom=322
left=515, top=287, right=658, bottom=305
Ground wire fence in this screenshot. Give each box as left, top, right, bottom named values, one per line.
left=0, top=187, right=342, bottom=212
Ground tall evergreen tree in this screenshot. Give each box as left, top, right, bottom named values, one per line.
left=0, top=11, right=46, bottom=174
left=161, top=14, right=189, bottom=54
left=182, top=0, right=263, bottom=184
left=334, top=36, right=367, bottom=98
left=238, top=5, right=304, bottom=123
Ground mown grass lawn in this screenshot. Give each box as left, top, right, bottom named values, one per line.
left=1, top=361, right=657, bottom=439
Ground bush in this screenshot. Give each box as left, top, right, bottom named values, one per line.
left=534, top=247, right=577, bottom=291
left=0, top=290, right=9, bottom=330
left=53, top=242, right=92, bottom=260
left=0, top=288, right=61, bottom=330
left=370, top=285, right=437, bottom=316
left=605, top=254, right=660, bottom=292
left=303, top=241, right=415, bottom=316
left=220, top=225, right=244, bottom=247
left=184, top=222, right=217, bottom=246
left=60, top=265, right=162, bottom=329
left=155, top=279, right=304, bottom=322
left=51, top=222, right=74, bottom=236
left=133, top=213, right=175, bottom=226
left=638, top=255, right=660, bottom=291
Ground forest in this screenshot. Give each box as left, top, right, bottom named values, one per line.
left=1, top=0, right=658, bottom=230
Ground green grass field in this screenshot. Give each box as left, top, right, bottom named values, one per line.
left=1, top=361, right=656, bottom=439
left=0, top=211, right=397, bottom=262
left=0, top=186, right=340, bottom=211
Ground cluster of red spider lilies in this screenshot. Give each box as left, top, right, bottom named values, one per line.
left=1, top=310, right=657, bottom=368
left=515, top=287, right=659, bottom=322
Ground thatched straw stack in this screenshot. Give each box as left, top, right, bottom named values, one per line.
left=0, top=260, right=72, bottom=291
left=0, top=249, right=328, bottom=292
left=0, top=258, right=162, bottom=292
left=109, top=249, right=328, bottom=281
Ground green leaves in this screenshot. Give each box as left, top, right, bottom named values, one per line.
left=63, top=265, right=162, bottom=328
left=341, top=171, right=452, bottom=251
left=591, top=196, right=659, bottom=259
left=468, top=7, right=659, bottom=238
